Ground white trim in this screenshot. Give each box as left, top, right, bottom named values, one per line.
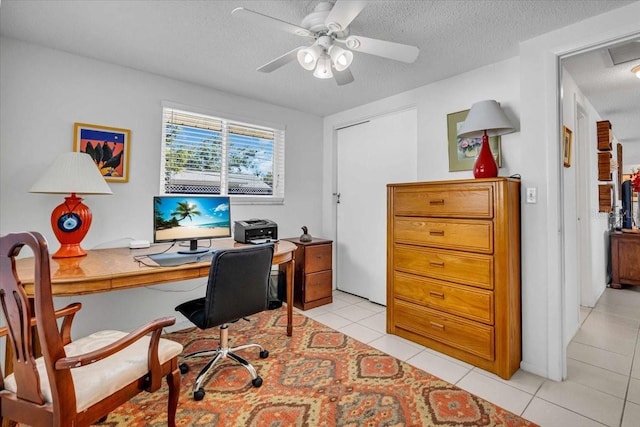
left=520, top=1, right=640, bottom=381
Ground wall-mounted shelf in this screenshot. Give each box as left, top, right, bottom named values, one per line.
left=599, top=184, right=614, bottom=213
left=598, top=151, right=613, bottom=181
left=597, top=120, right=612, bottom=151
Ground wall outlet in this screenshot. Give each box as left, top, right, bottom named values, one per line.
left=526, top=187, right=537, bottom=204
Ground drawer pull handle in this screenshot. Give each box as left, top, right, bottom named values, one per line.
left=429, top=291, right=444, bottom=299
left=430, top=321, right=445, bottom=331
left=429, top=261, right=445, bottom=268
left=429, top=199, right=445, bottom=205
left=429, top=230, right=445, bottom=236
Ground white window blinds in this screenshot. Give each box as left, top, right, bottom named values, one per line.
left=161, top=107, right=284, bottom=201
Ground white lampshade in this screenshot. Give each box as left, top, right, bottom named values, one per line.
left=313, top=53, right=334, bottom=79
left=457, top=100, right=514, bottom=138
left=328, top=45, right=353, bottom=72
left=297, top=44, right=324, bottom=71
left=30, top=152, right=113, bottom=195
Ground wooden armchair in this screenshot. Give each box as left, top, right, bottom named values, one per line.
left=0, top=231, right=183, bottom=426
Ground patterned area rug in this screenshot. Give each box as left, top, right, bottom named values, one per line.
left=97, top=306, right=537, bottom=426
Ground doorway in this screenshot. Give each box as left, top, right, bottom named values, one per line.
left=335, top=108, right=417, bottom=305
left=559, top=34, right=640, bottom=378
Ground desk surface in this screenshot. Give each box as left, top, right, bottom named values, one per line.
left=15, top=239, right=295, bottom=296
left=15, top=239, right=297, bottom=336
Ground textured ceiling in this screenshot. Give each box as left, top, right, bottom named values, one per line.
left=563, top=39, right=640, bottom=148
left=0, top=0, right=637, bottom=144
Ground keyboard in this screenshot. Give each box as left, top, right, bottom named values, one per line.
left=148, top=251, right=213, bottom=267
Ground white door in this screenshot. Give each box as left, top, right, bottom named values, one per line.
left=336, top=108, right=417, bottom=304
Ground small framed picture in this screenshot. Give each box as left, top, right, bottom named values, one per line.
left=563, top=126, right=573, bottom=168
left=73, top=122, right=131, bottom=182
left=447, top=109, right=501, bottom=172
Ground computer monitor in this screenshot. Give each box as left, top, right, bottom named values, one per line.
left=153, top=195, right=231, bottom=254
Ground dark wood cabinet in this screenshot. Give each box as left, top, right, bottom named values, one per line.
left=610, top=231, right=640, bottom=288
left=280, top=237, right=333, bottom=310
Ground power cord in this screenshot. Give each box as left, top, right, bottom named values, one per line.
left=132, top=241, right=177, bottom=267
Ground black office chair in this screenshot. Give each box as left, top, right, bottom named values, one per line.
left=175, top=243, right=274, bottom=401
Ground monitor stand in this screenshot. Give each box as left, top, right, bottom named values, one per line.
left=177, top=239, right=209, bottom=255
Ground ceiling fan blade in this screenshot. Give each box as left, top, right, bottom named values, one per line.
left=257, top=47, right=304, bottom=73
left=325, top=0, right=368, bottom=33
left=232, top=7, right=314, bottom=38
left=342, top=35, right=419, bottom=63
left=334, top=68, right=355, bottom=86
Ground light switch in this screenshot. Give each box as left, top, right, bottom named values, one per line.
left=526, top=187, right=537, bottom=204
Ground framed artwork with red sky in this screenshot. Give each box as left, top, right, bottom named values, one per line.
left=73, top=122, right=130, bottom=183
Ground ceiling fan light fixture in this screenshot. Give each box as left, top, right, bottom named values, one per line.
left=632, top=64, right=640, bottom=79
left=313, top=53, right=334, bottom=79
left=329, top=45, right=353, bottom=71
left=297, top=44, right=323, bottom=71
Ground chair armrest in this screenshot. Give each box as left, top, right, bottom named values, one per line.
left=54, top=316, right=176, bottom=370
left=0, top=302, right=81, bottom=339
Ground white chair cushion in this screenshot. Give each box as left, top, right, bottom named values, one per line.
left=3, top=330, right=183, bottom=412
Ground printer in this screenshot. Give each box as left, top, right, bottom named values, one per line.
left=233, top=219, right=278, bottom=243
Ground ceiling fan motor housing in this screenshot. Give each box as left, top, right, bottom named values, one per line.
left=301, top=1, right=348, bottom=38
left=232, top=0, right=419, bottom=85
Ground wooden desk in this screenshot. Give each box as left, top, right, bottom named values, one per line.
left=14, top=239, right=297, bottom=336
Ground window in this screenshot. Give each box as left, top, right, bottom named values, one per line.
left=160, top=107, right=285, bottom=202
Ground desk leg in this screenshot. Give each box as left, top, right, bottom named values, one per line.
left=285, top=258, right=295, bottom=336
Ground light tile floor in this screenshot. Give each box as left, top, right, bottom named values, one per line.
left=296, top=286, right=640, bottom=427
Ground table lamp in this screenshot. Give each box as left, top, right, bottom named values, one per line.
left=29, top=152, right=112, bottom=258
left=457, top=100, right=514, bottom=178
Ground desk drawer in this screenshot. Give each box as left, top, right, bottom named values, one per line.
left=394, top=217, right=493, bottom=253
left=394, top=299, right=494, bottom=361
left=394, top=244, right=493, bottom=290
left=394, top=272, right=493, bottom=324
left=393, top=186, right=493, bottom=218
left=304, top=270, right=332, bottom=303
left=304, top=244, right=332, bottom=273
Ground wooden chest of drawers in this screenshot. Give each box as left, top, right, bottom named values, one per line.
left=280, top=237, right=333, bottom=310
left=610, top=231, right=640, bottom=288
left=387, top=178, right=521, bottom=379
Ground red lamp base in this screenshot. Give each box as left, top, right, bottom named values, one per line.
left=50, top=194, right=92, bottom=258
left=53, top=243, right=87, bottom=258
left=474, top=132, right=498, bottom=178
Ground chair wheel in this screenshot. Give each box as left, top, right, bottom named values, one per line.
left=179, top=363, right=189, bottom=374
left=252, top=376, right=263, bottom=387
left=259, top=349, right=269, bottom=359
left=193, top=388, right=205, bottom=401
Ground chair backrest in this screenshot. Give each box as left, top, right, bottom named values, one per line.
left=202, top=243, right=274, bottom=329
left=2, top=232, right=183, bottom=427
left=0, top=231, right=76, bottom=418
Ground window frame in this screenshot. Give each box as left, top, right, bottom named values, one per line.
left=160, top=103, right=285, bottom=205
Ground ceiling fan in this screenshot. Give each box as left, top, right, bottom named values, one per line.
left=231, top=1, right=419, bottom=85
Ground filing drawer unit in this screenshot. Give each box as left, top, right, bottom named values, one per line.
left=387, top=178, right=521, bottom=379
left=280, top=237, right=333, bottom=310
